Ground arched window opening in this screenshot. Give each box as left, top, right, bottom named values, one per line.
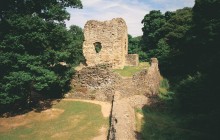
left=94, top=42, right=102, bottom=53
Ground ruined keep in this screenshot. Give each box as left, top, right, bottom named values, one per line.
left=83, top=18, right=139, bottom=69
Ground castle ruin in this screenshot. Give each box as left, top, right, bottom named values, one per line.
left=71, top=18, right=161, bottom=140
left=83, top=18, right=139, bottom=69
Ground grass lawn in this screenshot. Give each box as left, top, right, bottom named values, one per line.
left=0, top=100, right=108, bottom=140
left=113, top=62, right=150, bottom=77
left=135, top=107, right=209, bottom=140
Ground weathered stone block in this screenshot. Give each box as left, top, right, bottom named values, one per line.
left=125, top=54, right=139, bottom=66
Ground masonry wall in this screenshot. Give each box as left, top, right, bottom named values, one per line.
left=83, top=18, right=128, bottom=69
left=72, top=64, right=119, bottom=90
left=132, top=58, right=161, bottom=95
left=125, top=54, right=139, bottom=66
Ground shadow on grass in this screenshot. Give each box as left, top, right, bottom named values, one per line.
left=139, top=95, right=213, bottom=140
left=33, top=99, right=61, bottom=113
left=0, top=95, right=62, bottom=118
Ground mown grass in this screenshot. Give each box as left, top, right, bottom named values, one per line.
left=0, top=100, right=108, bottom=140
left=135, top=107, right=210, bottom=140
left=113, top=62, right=150, bottom=77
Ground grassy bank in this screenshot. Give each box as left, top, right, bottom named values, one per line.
left=113, top=62, right=150, bottom=77
left=135, top=107, right=211, bottom=140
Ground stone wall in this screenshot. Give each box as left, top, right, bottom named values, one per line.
left=72, top=64, right=119, bottom=90
left=132, top=58, right=161, bottom=95
left=108, top=93, right=150, bottom=140
left=83, top=18, right=128, bottom=69
left=108, top=91, right=136, bottom=140
left=125, top=54, right=139, bottom=66
left=69, top=64, right=121, bottom=101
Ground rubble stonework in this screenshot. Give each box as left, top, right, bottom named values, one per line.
left=70, top=64, right=120, bottom=101
left=70, top=58, right=161, bottom=101
left=108, top=93, right=150, bottom=140
left=83, top=18, right=138, bottom=69
left=125, top=54, right=139, bottom=66
left=133, top=58, right=161, bottom=95
left=72, top=64, right=120, bottom=90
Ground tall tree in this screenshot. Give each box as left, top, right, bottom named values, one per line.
left=128, top=34, right=141, bottom=53
left=141, top=10, right=166, bottom=51
left=0, top=0, right=82, bottom=110
left=140, top=1, right=220, bottom=138
left=67, top=25, right=85, bottom=65
left=159, top=8, right=193, bottom=76
left=142, top=8, right=193, bottom=76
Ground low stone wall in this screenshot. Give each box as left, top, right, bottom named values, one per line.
left=108, top=92, right=136, bottom=140
left=70, top=64, right=120, bottom=101
left=132, top=58, right=161, bottom=95
left=108, top=92, right=150, bottom=140
left=125, top=54, right=139, bottom=66
left=72, top=64, right=119, bottom=90
left=71, top=58, right=160, bottom=101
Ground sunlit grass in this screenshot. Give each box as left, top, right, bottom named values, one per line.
left=0, top=100, right=108, bottom=140
left=113, top=62, right=150, bottom=77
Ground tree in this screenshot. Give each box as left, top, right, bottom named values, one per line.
left=192, top=0, right=220, bottom=73
left=176, top=2, right=220, bottom=136
left=128, top=34, right=148, bottom=61
left=141, top=10, right=166, bottom=51
left=162, top=8, right=193, bottom=47
left=141, top=8, right=193, bottom=76
left=0, top=0, right=82, bottom=109
left=128, top=34, right=141, bottom=53
left=140, top=1, right=220, bottom=138
left=158, top=8, right=193, bottom=76
left=67, top=25, right=85, bottom=65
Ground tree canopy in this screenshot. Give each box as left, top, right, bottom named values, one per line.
left=138, top=0, right=220, bottom=138
left=0, top=0, right=83, bottom=110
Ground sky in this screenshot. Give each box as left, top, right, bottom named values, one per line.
left=66, top=0, right=195, bottom=37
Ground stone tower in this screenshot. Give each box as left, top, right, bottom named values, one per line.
left=83, top=18, right=138, bottom=69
